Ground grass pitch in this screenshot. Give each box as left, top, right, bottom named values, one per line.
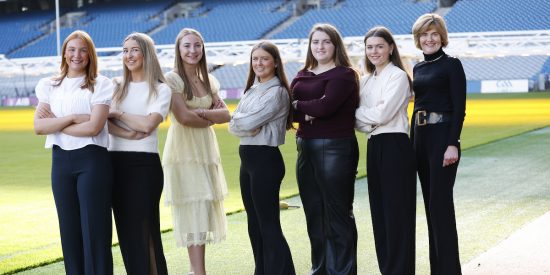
left=1, top=92, right=550, bottom=273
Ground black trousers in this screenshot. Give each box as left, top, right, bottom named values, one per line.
left=239, top=145, right=295, bottom=275
left=296, top=137, right=359, bottom=275
left=51, top=145, right=113, bottom=275
left=413, top=123, right=461, bottom=275
left=110, top=151, right=168, bottom=275
left=367, top=133, right=416, bottom=275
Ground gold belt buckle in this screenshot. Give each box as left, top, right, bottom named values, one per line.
left=416, top=110, right=427, bottom=126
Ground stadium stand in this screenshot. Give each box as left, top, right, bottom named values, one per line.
left=0, top=11, right=53, bottom=55
left=9, top=1, right=170, bottom=58
left=461, top=56, right=548, bottom=81
left=445, top=0, right=550, bottom=32
left=152, top=0, right=291, bottom=44
left=272, top=1, right=437, bottom=38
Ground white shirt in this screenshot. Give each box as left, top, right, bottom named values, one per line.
left=108, top=82, right=171, bottom=153
left=35, top=75, right=113, bottom=150
left=355, top=63, right=411, bottom=138
left=229, top=77, right=289, bottom=147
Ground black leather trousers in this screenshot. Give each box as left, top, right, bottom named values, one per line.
left=296, top=137, right=359, bottom=275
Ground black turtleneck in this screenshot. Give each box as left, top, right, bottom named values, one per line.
left=412, top=47, right=466, bottom=147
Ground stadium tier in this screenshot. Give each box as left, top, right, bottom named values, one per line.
left=272, top=2, right=437, bottom=38
left=3, top=0, right=549, bottom=57
left=0, top=11, right=54, bottom=55
left=153, top=0, right=290, bottom=44
left=445, top=0, right=550, bottom=32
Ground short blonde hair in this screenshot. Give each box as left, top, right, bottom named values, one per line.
left=412, top=13, right=449, bottom=50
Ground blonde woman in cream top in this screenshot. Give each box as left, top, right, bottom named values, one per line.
left=162, top=28, right=230, bottom=275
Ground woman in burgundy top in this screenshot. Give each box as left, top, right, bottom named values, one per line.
left=291, top=23, right=359, bottom=275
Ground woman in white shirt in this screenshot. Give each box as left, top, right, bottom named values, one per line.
left=33, top=30, right=114, bottom=274
left=229, top=41, right=295, bottom=275
left=108, top=32, right=170, bottom=275
left=355, top=26, right=416, bottom=275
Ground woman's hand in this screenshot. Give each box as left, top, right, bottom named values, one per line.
left=443, top=145, right=459, bottom=167
left=212, top=98, right=225, bottom=109
left=72, top=114, right=90, bottom=124
left=109, top=109, right=123, bottom=120
left=36, top=104, right=55, bottom=118
left=251, top=128, right=261, bottom=136
left=305, top=114, right=315, bottom=123
left=130, top=131, right=150, bottom=140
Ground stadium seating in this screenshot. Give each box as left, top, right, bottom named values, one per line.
left=445, top=0, right=550, bottom=32
left=152, top=0, right=290, bottom=44
left=1, top=0, right=550, bottom=99
left=9, top=2, right=170, bottom=58
left=460, top=55, right=548, bottom=81
left=272, top=1, right=436, bottom=38
left=0, top=11, right=53, bottom=55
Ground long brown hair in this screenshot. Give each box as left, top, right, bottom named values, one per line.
left=245, top=41, right=293, bottom=130
left=302, top=23, right=354, bottom=71
left=113, top=32, right=166, bottom=107
left=173, top=28, right=212, bottom=100
left=363, top=26, right=412, bottom=89
left=53, top=30, right=98, bottom=92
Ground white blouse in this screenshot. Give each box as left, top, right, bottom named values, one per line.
left=355, top=63, right=412, bottom=137
left=109, top=82, right=171, bottom=153
left=35, top=75, right=113, bottom=150
left=229, top=77, right=289, bottom=147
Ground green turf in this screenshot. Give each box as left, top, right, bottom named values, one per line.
left=466, top=91, right=550, bottom=99
left=1, top=92, right=550, bottom=273
left=14, top=127, right=550, bottom=274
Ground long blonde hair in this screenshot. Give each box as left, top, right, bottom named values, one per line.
left=113, top=32, right=166, bottom=106
left=53, top=30, right=98, bottom=92
left=173, top=28, right=212, bottom=100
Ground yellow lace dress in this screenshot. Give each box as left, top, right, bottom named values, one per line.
left=162, top=71, right=228, bottom=247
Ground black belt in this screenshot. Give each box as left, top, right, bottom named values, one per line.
left=415, top=110, right=451, bottom=126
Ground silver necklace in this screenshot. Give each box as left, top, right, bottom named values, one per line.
left=424, top=53, right=444, bottom=63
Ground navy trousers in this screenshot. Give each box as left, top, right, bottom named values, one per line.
left=52, top=145, right=113, bottom=275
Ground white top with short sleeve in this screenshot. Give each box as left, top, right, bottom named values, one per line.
left=108, top=82, right=171, bottom=153
left=35, top=75, right=113, bottom=150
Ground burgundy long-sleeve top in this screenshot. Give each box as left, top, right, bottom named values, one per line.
left=291, top=66, right=359, bottom=139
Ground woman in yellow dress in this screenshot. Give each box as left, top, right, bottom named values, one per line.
left=162, top=28, right=230, bottom=275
